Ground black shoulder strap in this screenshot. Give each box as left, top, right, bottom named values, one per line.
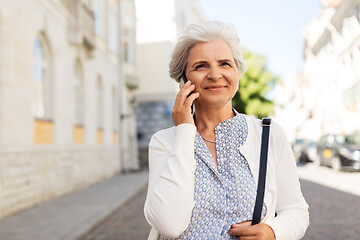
left=252, top=117, right=272, bottom=225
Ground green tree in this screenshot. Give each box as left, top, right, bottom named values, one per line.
left=232, top=49, right=280, bottom=119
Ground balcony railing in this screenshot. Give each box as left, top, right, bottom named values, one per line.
left=67, top=0, right=95, bottom=51
left=125, top=73, right=139, bottom=90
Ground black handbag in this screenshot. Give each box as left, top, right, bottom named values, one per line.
left=252, top=117, right=272, bottom=225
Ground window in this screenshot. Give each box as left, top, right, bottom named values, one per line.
left=112, top=87, right=117, bottom=131
left=97, top=76, right=104, bottom=129
left=122, top=28, right=134, bottom=63
left=108, top=11, right=117, bottom=52
left=121, top=0, right=134, bottom=63
left=96, top=76, right=104, bottom=144
left=93, top=0, right=102, bottom=35
left=33, top=33, right=53, bottom=144
left=74, top=59, right=84, bottom=125
left=112, top=87, right=117, bottom=144
left=32, top=34, right=51, bottom=119
left=107, top=0, right=119, bottom=53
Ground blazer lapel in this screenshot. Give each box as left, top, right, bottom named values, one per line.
left=239, top=114, right=262, bottom=185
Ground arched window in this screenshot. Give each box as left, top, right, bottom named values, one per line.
left=97, top=76, right=104, bottom=129
left=112, top=86, right=118, bottom=143
left=112, top=86, right=117, bottom=131
left=96, top=76, right=104, bottom=144
left=74, top=59, right=84, bottom=125
left=73, top=59, right=85, bottom=144
left=33, top=33, right=53, bottom=144
left=32, top=34, right=51, bottom=119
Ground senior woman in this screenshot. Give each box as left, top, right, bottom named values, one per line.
left=144, top=21, right=309, bottom=240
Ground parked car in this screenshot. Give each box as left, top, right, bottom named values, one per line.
left=300, top=140, right=317, bottom=163
left=292, top=138, right=304, bottom=163
left=292, top=139, right=317, bottom=164
left=316, top=134, right=360, bottom=171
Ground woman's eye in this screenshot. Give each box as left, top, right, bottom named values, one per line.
left=195, top=64, right=205, bottom=70
left=221, top=62, right=231, bottom=67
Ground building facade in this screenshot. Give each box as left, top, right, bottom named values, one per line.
left=118, top=0, right=139, bottom=171
left=0, top=0, right=138, bottom=220
left=273, top=72, right=320, bottom=142
left=298, top=0, right=360, bottom=139
left=134, top=0, right=205, bottom=167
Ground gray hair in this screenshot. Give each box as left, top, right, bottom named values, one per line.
left=169, top=21, right=247, bottom=82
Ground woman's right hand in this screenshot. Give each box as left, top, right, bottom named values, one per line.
left=171, top=80, right=200, bottom=126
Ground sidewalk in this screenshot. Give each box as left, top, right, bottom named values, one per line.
left=0, top=170, right=149, bottom=240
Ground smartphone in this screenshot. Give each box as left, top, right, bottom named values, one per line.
left=179, top=73, right=195, bottom=114
left=179, top=73, right=188, bottom=89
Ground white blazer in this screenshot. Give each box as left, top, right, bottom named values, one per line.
left=144, top=114, right=309, bottom=240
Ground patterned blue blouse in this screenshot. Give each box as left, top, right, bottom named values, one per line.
left=160, top=113, right=266, bottom=240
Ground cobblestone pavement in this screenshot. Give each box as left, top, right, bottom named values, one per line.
left=80, top=186, right=151, bottom=240
left=81, top=170, right=360, bottom=240
left=301, top=179, right=360, bottom=240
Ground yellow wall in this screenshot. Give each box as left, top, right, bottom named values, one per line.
left=97, top=129, right=103, bottom=144
left=73, top=126, right=84, bottom=144
left=34, top=120, right=53, bottom=144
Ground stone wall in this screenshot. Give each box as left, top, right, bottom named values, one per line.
left=0, top=146, right=119, bottom=219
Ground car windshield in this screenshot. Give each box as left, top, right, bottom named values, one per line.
left=307, top=142, right=315, bottom=147
left=336, top=135, right=360, bottom=145
left=345, top=135, right=360, bottom=145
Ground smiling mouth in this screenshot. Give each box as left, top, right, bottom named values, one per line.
left=205, top=86, right=226, bottom=91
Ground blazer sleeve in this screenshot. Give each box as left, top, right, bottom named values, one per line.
left=144, top=124, right=197, bottom=238
left=265, top=123, right=310, bottom=240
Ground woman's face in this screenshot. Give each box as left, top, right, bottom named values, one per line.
left=185, top=39, right=239, bottom=109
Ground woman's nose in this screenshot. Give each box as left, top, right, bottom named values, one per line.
left=207, top=68, right=222, bottom=80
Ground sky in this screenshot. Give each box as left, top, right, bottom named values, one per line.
left=197, top=0, right=322, bottom=81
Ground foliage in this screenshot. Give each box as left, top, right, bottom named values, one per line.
left=232, top=48, right=280, bottom=119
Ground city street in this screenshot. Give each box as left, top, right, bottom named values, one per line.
left=81, top=164, right=360, bottom=240
left=298, top=163, right=360, bottom=239
left=80, top=186, right=150, bottom=240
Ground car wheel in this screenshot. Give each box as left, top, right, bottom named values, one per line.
left=296, top=153, right=305, bottom=165
left=331, top=157, right=342, bottom=172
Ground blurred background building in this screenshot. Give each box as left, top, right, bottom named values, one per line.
left=302, top=0, right=360, bottom=138
left=0, top=0, right=138, bottom=220
left=275, top=0, right=360, bottom=142
left=134, top=0, right=205, bottom=168
left=273, top=72, right=319, bottom=141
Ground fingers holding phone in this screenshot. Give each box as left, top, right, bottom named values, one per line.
left=172, top=80, right=199, bottom=126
